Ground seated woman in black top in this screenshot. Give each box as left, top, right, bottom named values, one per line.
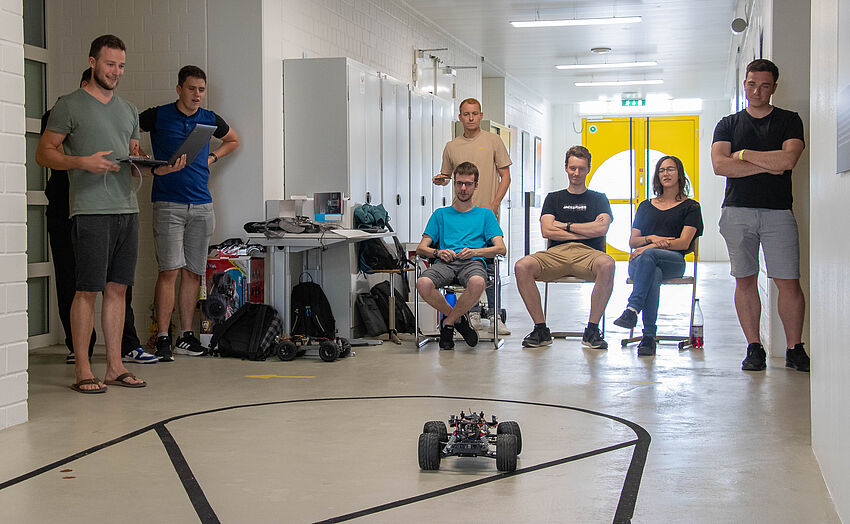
left=613, top=155, right=704, bottom=355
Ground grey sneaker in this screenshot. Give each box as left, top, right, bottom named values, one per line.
left=489, top=315, right=511, bottom=335
left=582, top=326, right=608, bottom=350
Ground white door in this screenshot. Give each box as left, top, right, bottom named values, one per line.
left=394, top=82, right=411, bottom=242
left=364, top=68, right=382, bottom=205
left=347, top=62, right=368, bottom=204
left=421, top=94, right=433, bottom=224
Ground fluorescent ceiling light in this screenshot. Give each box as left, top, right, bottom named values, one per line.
left=510, top=16, right=642, bottom=28
left=556, top=61, right=657, bottom=71
left=575, top=79, right=664, bottom=87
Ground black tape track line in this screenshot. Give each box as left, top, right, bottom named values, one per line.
left=155, top=425, right=220, bottom=524
left=0, top=395, right=650, bottom=524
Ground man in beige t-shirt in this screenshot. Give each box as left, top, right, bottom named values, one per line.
left=433, top=98, right=512, bottom=333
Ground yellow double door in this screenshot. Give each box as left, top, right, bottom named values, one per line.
left=582, top=116, right=699, bottom=261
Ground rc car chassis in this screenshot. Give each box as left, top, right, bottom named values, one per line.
left=418, top=411, right=522, bottom=472
left=274, top=335, right=351, bottom=362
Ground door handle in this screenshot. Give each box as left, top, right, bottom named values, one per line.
left=421, top=196, right=425, bottom=206
left=396, top=194, right=401, bottom=205
left=366, top=191, right=371, bottom=203
left=442, top=197, right=446, bottom=206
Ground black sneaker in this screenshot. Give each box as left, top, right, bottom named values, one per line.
left=454, top=314, right=479, bottom=347
left=582, top=326, right=608, bottom=350
left=741, top=342, right=766, bottom=371
left=155, top=335, right=174, bottom=362
left=637, top=335, right=656, bottom=356
left=613, top=309, right=638, bottom=329
left=522, top=326, right=552, bottom=348
left=175, top=331, right=207, bottom=356
left=439, top=323, right=455, bottom=350
left=785, top=343, right=810, bottom=372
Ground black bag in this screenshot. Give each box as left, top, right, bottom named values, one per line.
left=291, top=279, right=336, bottom=338
left=355, top=292, right=388, bottom=337
left=209, top=303, right=282, bottom=361
left=358, top=238, right=399, bottom=273
left=370, top=281, right=416, bottom=334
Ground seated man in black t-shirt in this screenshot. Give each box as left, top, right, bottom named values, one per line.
left=514, top=145, right=615, bottom=349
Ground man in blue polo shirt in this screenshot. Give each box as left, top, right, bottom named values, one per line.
left=415, top=162, right=506, bottom=350
left=140, top=65, right=240, bottom=361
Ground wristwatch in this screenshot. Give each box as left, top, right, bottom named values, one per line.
left=433, top=248, right=440, bottom=258
left=209, top=152, right=218, bottom=163
left=565, top=222, right=572, bottom=232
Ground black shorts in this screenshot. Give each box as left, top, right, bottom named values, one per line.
left=71, top=213, right=139, bottom=292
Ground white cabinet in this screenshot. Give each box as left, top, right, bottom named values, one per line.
left=431, top=97, right=452, bottom=210
left=283, top=57, right=381, bottom=204
left=380, top=76, right=411, bottom=241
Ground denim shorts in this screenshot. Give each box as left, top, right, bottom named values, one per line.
left=152, top=202, right=215, bottom=275
left=71, top=213, right=139, bottom=291
left=719, top=206, right=800, bottom=279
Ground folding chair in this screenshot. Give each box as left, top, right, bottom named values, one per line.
left=535, top=275, right=605, bottom=338
left=413, top=255, right=504, bottom=349
left=620, top=239, right=699, bottom=350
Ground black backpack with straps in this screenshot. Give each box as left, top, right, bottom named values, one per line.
left=290, top=276, right=336, bottom=338
left=209, top=303, right=282, bottom=361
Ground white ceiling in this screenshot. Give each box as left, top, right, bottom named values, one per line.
left=404, top=0, right=738, bottom=105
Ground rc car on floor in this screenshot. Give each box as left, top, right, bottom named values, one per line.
left=418, top=411, right=521, bottom=472
left=274, top=335, right=351, bottom=362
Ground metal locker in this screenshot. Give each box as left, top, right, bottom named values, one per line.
left=409, top=92, right=424, bottom=238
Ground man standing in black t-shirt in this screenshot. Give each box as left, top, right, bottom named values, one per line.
left=514, top=145, right=615, bottom=349
left=711, top=58, right=809, bottom=373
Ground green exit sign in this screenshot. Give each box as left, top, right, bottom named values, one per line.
left=622, top=99, right=646, bottom=106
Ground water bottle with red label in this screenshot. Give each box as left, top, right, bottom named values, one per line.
left=690, top=298, right=704, bottom=348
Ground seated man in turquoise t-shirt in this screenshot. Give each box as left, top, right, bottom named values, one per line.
left=415, top=162, right=506, bottom=350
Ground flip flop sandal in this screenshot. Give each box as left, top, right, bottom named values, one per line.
left=71, top=378, right=107, bottom=394
left=104, top=372, right=146, bottom=388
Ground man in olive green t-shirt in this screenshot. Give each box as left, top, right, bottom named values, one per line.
left=36, top=34, right=184, bottom=393
left=434, top=97, right=512, bottom=334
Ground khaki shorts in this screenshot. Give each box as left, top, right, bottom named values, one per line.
left=530, top=242, right=608, bottom=281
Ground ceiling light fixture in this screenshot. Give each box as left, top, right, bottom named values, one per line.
left=510, top=16, right=642, bottom=28
left=574, top=79, right=664, bottom=87
left=556, top=61, right=657, bottom=71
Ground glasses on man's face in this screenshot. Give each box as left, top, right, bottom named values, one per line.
left=455, top=180, right=475, bottom=187
left=658, top=166, right=678, bottom=174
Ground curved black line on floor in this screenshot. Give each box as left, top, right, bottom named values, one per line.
left=0, top=395, right=650, bottom=524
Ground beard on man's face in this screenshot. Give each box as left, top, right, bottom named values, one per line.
left=93, top=69, right=116, bottom=91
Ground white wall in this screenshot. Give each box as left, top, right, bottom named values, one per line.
left=0, top=0, right=28, bottom=429
left=810, top=0, right=849, bottom=519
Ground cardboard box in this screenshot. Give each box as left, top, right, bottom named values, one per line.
left=200, top=256, right=265, bottom=344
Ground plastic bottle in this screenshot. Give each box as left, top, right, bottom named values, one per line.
left=690, top=298, right=704, bottom=348
left=439, top=291, right=457, bottom=324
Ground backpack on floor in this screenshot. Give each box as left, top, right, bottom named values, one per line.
left=370, top=280, right=416, bottom=334
left=355, top=292, right=388, bottom=337
left=209, top=303, right=282, bottom=361
left=290, top=279, right=336, bottom=338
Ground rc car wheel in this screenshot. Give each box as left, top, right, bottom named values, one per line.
left=423, top=421, right=448, bottom=443
left=497, top=421, right=522, bottom=455
left=496, top=433, right=517, bottom=472
left=275, top=340, right=297, bottom=361
left=337, top=337, right=352, bottom=358
left=418, top=433, right=441, bottom=470
left=678, top=341, right=687, bottom=351
left=621, top=339, right=629, bottom=347
left=318, top=341, right=339, bottom=362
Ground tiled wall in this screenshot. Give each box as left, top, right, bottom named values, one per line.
left=0, top=0, right=28, bottom=429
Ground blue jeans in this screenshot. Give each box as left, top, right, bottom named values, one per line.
left=627, top=249, right=686, bottom=336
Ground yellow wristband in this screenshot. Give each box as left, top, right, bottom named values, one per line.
left=738, top=150, right=745, bottom=161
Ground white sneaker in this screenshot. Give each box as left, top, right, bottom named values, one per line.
left=489, top=316, right=511, bottom=335
left=469, top=312, right=483, bottom=331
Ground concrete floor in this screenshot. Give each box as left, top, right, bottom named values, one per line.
left=0, top=262, right=838, bottom=523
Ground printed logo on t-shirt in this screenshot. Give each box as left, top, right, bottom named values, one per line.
left=563, top=204, right=587, bottom=211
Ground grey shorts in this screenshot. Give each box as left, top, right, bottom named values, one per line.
left=71, top=213, right=139, bottom=292
left=719, top=207, right=800, bottom=279
left=153, top=202, right=215, bottom=275
left=421, top=259, right=487, bottom=288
